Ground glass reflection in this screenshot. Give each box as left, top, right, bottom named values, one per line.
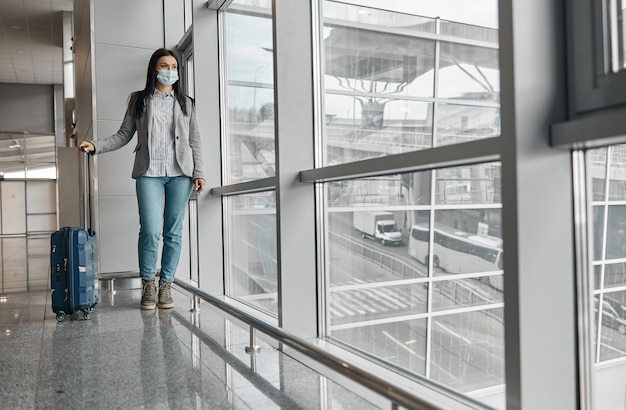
left=594, top=291, right=626, bottom=362
left=435, top=104, right=500, bottom=147
left=589, top=148, right=607, bottom=201
left=586, top=145, right=626, bottom=409
left=324, top=164, right=503, bottom=395
left=224, top=192, right=277, bottom=315
left=222, top=9, right=275, bottom=184
left=324, top=26, right=436, bottom=98
left=603, top=263, right=626, bottom=288
left=432, top=278, right=503, bottom=312
left=609, top=145, right=626, bottom=201
left=435, top=163, right=501, bottom=205
left=329, top=283, right=428, bottom=327
left=331, top=319, right=428, bottom=377
left=327, top=173, right=431, bottom=208
left=593, top=205, right=606, bottom=262
left=320, top=1, right=500, bottom=166
left=430, top=310, right=504, bottom=391
left=438, top=42, right=499, bottom=102
left=594, top=265, right=602, bottom=291
left=324, top=95, right=433, bottom=163
left=606, top=206, right=626, bottom=260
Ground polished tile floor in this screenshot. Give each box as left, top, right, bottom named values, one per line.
left=0, top=284, right=381, bottom=409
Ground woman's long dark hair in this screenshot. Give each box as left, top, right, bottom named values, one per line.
left=131, top=48, right=191, bottom=118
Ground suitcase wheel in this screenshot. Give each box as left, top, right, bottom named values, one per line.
left=70, top=313, right=79, bottom=321
left=84, top=312, right=92, bottom=320
left=56, top=313, right=65, bottom=322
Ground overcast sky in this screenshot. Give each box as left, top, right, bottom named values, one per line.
left=344, top=0, right=499, bottom=29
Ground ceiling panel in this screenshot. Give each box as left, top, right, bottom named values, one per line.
left=0, top=0, right=73, bottom=85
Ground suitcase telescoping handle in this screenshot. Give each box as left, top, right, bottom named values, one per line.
left=81, top=148, right=93, bottom=234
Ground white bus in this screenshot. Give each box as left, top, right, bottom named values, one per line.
left=408, top=223, right=503, bottom=274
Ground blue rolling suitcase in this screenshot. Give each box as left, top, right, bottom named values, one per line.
left=50, top=151, right=99, bottom=321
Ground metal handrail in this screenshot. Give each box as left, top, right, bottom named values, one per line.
left=173, top=278, right=487, bottom=410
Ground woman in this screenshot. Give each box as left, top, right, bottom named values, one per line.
left=79, top=48, right=206, bottom=310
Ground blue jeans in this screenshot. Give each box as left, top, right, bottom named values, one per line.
left=136, top=176, right=193, bottom=283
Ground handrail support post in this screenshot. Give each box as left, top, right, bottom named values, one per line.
left=245, top=325, right=261, bottom=354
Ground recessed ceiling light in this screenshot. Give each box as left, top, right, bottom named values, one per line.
left=16, top=50, right=24, bottom=54
left=9, top=25, right=21, bottom=29
left=358, top=9, right=369, bottom=15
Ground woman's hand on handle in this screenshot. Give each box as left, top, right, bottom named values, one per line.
left=78, top=141, right=95, bottom=153
left=193, top=178, right=206, bottom=194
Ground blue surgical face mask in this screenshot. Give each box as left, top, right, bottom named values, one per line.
left=156, top=69, right=179, bottom=86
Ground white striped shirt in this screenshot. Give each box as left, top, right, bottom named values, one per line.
left=145, top=89, right=184, bottom=177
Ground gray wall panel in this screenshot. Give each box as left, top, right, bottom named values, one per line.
left=90, top=1, right=165, bottom=275
left=94, top=0, right=164, bottom=49
left=95, top=45, right=152, bottom=121
left=1, top=182, right=26, bottom=234
left=27, top=181, right=56, bottom=214
left=164, top=0, right=185, bottom=50
left=73, top=0, right=94, bottom=143
left=98, top=196, right=139, bottom=273
left=192, top=0, right=224, bottom=295
left=0, top=83, right=54, bottom=133
left=27, top=215, right=56, bottom=232
left=95, top=120, right=135, bottom=197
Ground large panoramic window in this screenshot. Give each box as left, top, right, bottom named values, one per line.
left=224, top=191, right=277, bottom=315
left=318, top=1, right=502, bottom=407
left=221, top=0, right=278, bottom=316
left=222, top=1, right=275, bottom=184
left=324, top=163, right=503, bottom=395
left=586, top=145, right=626, bottom=409
left=320, top=1, right=499, bottom=166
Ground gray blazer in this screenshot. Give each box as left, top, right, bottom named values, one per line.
left=90, top=93, right=205, bottom=180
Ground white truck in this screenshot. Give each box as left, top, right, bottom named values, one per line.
left=353, top=211, right=403, bottom=246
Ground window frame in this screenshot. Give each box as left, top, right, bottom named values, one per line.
left=568, top=0, right=626, bottom=115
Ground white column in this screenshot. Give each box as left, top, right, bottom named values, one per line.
left=499, top=0, right=578, bottom=408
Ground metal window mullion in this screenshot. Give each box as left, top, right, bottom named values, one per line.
left=325, top=88, right=501, bottom=109
left=318, top=184, right=330, bottom=339
left=432, top=20, right=441, bottom=148
left=572, top=150, right=595, bottom=410
left=188, top=200, right=199, bottom=283
left=217, top=8, right=232, bottom=298
left=327, top=203, right=501, bottom=214
left=24, top=181, right=29, bottom=291
left=595, top=146, right=613, bottom=363
left=221, top=197, right=231, bottom=297
left=329, top=302, right=505, bottom=332
left=300, top=137, right=501, bottom=184
left=0, top=181, right=3, bottom=292
left=218, top=11, right=234, bottom=186
left=313, top=0, right=330, bottom=340
left=323, top=18, right=499, bottom=50
left=425, top=167, right=436, bottom=380
left=609, top=0, right=621, bottom=72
